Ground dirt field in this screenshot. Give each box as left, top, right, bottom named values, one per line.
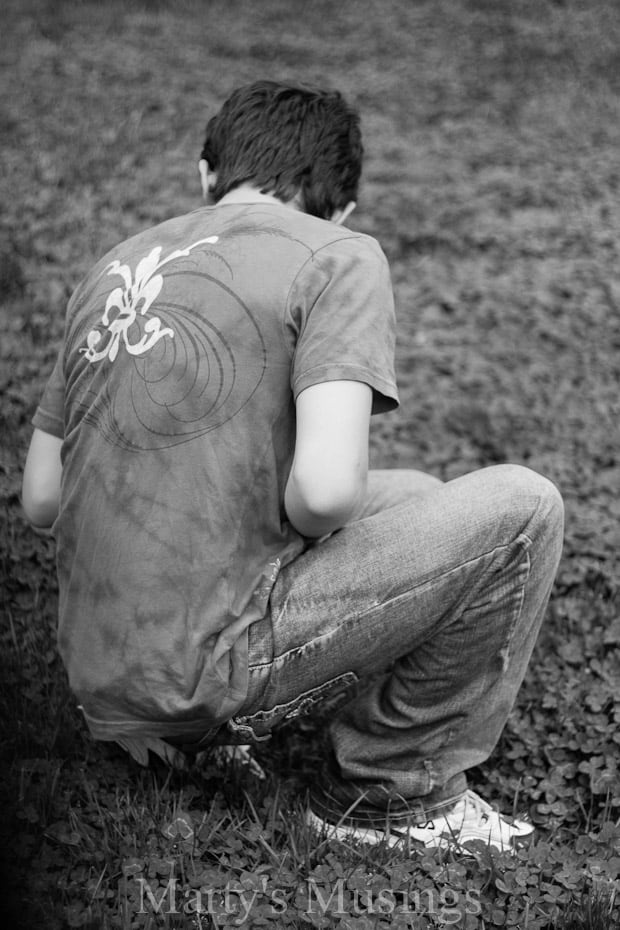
left=1, top=1, right=619, bottom=927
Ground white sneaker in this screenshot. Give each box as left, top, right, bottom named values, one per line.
left=307, top=789, right=534, bottom=852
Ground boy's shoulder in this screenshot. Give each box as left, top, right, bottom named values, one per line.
left=250, top=206, right=390, bottom=289
left=260, top=203, right=383, bottom=256
left=79, top=203, right=386, bottom=301
left=87, top=208, right=215, bottom=273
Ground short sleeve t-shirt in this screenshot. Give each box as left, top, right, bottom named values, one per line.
left=33, top=202, right=399, bottom=741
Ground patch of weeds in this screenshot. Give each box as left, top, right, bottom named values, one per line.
left=554, top=881, right=619, bottom=929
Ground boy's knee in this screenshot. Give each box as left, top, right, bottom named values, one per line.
left=496, top=463, right=564, bottom=541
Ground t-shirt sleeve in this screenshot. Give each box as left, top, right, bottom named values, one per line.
left=32, top=350, right=65, bottom=439
left=288, top=235, right=399, bottom=415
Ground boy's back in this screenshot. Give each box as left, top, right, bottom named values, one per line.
left=34, top=201, right=397, bottom=742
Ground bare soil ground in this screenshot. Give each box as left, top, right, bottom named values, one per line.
left=1, top=1, right=619, bottom=927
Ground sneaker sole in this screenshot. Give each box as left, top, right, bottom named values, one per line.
left=306, top=809, right=462, bottom=849
left=306, top=809, right=405, bottom=847
left=306, top=808, right=534, bottom=852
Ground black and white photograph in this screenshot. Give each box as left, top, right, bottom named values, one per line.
left=1, top=1, right=619, bottom=927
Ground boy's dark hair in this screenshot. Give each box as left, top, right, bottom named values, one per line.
left=200, top=81, right=363, bottom=219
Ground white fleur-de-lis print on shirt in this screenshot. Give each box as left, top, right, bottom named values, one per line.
left=81, top=236, right=219, bottom=363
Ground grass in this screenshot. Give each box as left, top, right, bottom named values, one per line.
left=1, top=0, right=620, bottom=927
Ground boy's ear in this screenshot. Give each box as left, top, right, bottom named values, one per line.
left=198, top=158, right=216, bottom=200
left=331, top=201, right=356, bottom=226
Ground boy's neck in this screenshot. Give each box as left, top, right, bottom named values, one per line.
left=215, top=184, right=301, bottom=211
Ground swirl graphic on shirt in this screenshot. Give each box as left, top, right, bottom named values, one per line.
left=73, top=233, right=269, bottom=451
left=80, top=237, right=219, bottom=363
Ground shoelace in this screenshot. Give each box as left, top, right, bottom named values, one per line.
left=457, top=790, right=494, bottom=825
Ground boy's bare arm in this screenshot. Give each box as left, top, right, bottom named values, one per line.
left=285, top=379, right=372, bottom=538
left=22, top=428, right=63, bottom=530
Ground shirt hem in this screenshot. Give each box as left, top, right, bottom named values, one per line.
left=292, top=364, right=399, bottom=414
left=32, top=407, right=64, bottom=440
left=81, top=709, right=234, bottom=742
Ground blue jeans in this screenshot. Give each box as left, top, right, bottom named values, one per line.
left=230, top=465, right=564, bottom=810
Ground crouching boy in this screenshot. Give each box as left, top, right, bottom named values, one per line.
left=23, top=80, right=563, bottom=851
